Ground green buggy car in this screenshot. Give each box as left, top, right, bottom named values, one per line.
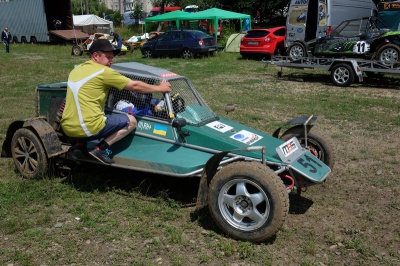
left=1, top=62, right=334, bottom=242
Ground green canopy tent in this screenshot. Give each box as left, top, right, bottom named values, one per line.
left=180, top=8, right=251, bottom=41
left=145, top=10, right=189, bottom=32
left=144, top=8, right=251, bottom=41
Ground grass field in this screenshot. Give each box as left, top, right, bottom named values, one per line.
left=0, top=43, right=399, bottom=266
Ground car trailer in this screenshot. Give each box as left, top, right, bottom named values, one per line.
left=263, top=56, right=400, bottom=87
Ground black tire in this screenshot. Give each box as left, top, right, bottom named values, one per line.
left=280, top=127, right=335, bottom=170
left=376, top=44, right=400, bottom=65
left=21, top=37, right=27, bottom=44
left=182, top=48, right=193, bottom=59
left=11, top=128, right=49, bottom=179
left=287, top=42, right=306, bottom=60
left=208, top=161, right=289, bottom=242
left=30, top=37, right=37, bottom=44
left=331, top=63, right=355, bottom=87
left=143, top=48, right=153, bottom=58
left=12, top=36, right=18, bottom=43
left=126, top=43, right=134, bottom=53
left=72, top=45, right=83, bottom=56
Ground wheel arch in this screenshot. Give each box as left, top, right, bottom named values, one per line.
left=196, top=151, right=244, bottom=209
left=1, top=117, right=64, bottom=159
left=272, top=115, right=317, bottom=138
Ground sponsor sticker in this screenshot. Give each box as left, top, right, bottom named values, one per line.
left=206, top=121, right=233, bottom=133
left=230, top=130, right=263, bottom=145
left=153, top=125, right=167, bottom=136
left=137, top=121, right=152, bottom=131
left=278, top=138, right=299, bottom=157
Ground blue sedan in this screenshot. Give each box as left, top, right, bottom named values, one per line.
left=141, top=30, right=217, bottom=59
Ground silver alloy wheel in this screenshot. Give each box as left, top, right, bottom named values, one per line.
left=379, top=48, right=398, bottom=63
left=289, top=44, right=305, bottom=59
left=182, top=49, right=193, bottom=59
left=144, top=49, right=152, bottom=58
left=217, top=178, right=270, bottom=231
left=333, top=66, right=350, bottom=85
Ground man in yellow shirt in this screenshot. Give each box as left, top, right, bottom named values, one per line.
left=61, top=39, right=171, bottom=164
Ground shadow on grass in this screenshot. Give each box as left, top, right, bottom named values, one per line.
left=58, top=160, right=200, bottom=205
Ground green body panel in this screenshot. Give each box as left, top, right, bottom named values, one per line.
left=36, top=83, right=67, bottom=117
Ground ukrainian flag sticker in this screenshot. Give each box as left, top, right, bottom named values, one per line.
left=153, top=125, right=167, bottom=136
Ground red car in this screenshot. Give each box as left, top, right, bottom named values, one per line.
left=240, top=26, right=286, bottom=58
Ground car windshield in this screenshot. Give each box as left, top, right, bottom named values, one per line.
left=330, top=17, right=387, bottom=37
left=107, top=76, right=218, bottom=126
left=245, top=30, right=269, bottom=38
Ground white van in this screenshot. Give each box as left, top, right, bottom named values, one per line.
left=285, top=0, right=377, bottom=48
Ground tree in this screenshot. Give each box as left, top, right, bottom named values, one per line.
left=130, top=3, right=144, bottom=25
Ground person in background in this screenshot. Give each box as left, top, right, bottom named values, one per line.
left=53, top=19, right=62, bottom=30
left=1, top=28, right=12, bottom=53
left=61, top=39, right=171, bottom=164
left=110, top=31, right=122, bottom=55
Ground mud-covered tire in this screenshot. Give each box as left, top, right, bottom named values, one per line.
left=280, top=127, right=335, bottom=170
left=331, top=63, right=355, bottom=87
left=126, top=43, right=134, bottom=53
left=182, top=48, right=193, bottom=59
left=288, top=42, right=306, bottom=60
left=376, top=43, right=400, bottom=65
left=208, top=161, right=289, bottom=242
left=11, top=127, right=49, bottom=179
left=72, top=45, right=83, bottom=56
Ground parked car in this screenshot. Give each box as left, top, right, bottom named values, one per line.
left=287, top=16, right=400, bottom=64
left=1, top=62, right=333, bottom=242
left=141, top=30, right=217, bottom=59
left=240, top=26, right=286, bottom=58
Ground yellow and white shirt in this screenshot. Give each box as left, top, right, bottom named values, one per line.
left=61, top=60, right=130, bottom=138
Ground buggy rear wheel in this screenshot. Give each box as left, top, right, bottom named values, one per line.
left=208, top=161, right=288, bottom=242
left=11, top=127, right=49, bottom=179
left=72, top=45, right=83, bottom=56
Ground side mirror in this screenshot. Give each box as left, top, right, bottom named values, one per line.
left=172, top=118, right=187, bottom=129
left=224, top=104, right=236, bottom=114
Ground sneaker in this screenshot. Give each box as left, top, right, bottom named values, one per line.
left=89, top=147, right=115, bottom=165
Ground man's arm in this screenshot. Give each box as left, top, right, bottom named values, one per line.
left=124, top=79, right=171, bottom=94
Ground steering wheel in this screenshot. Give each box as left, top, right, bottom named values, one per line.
left=171, top=93, right=186, bottom=114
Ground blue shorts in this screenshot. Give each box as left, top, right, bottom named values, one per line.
left=67, top=114, right=130, bottom=142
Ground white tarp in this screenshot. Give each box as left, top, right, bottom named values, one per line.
left=73, top=15, right=114, bottom=35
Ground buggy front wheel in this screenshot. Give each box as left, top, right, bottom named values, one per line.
left=208, top=161, right=288, bottom=242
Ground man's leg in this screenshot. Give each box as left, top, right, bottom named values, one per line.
left=89, top=114, right=136, bottom=164
left=5, top=41, right=9, bottom=53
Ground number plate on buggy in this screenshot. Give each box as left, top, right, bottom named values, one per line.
left=276, top=138, right=331, bottom=183
left=248, top=41, right=258, bottom=45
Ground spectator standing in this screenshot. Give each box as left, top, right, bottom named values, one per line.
left=1, top=28, right=12, bottom=53
left=111, top=32, right=122, bottom=55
